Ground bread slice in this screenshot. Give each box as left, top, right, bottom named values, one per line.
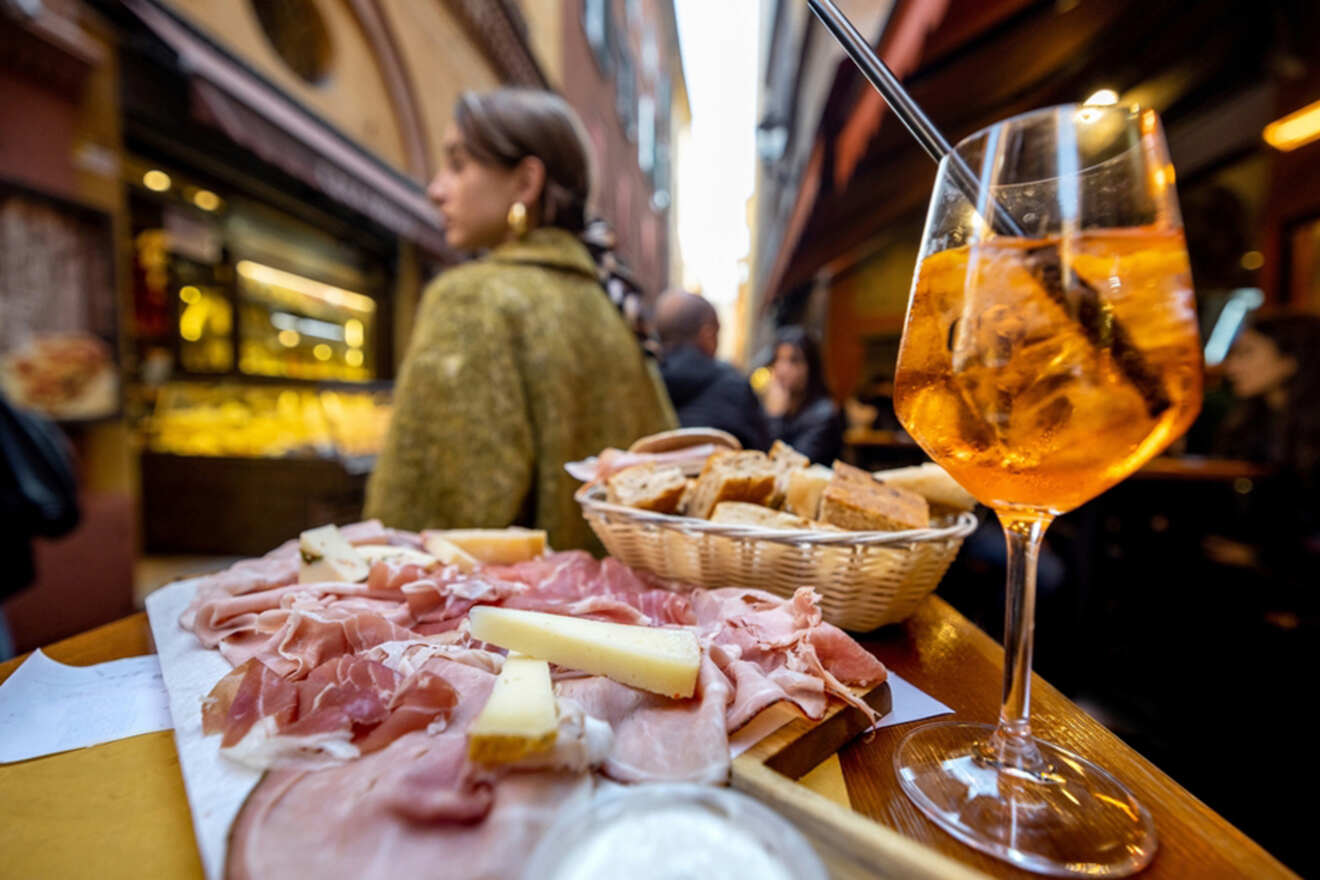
left=676, top=478, right=698, bottom=516
left=710, top=501, right=814, bottom=530
left=872, top=462, right=977, bottom=515
left=685, top=450, right=777, bottom=519
left=831, top=459, right=879, bottom=485
left=819, top=464, right=930, bottom=531
left=783, top=464, right=834, bottom=519
left=606, top=463, right=688, bottom=514
left=767, top=440, right=810, bottom=508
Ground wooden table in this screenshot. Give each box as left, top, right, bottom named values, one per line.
left=0, top=601, right=1295, bottom=879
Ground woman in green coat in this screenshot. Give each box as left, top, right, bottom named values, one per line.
left=365, top=89, right=676, bottom=550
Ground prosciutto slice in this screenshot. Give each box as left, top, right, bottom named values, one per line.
left=227, top=730, right=595, bottom=880
left=556, top=653, right=732, bottom=784
left=692, top=586, right=887, bottom=728
left=180, top=520, right=397, bottom=630
left=492, top=553, right=696, bottom=626
left=203, top=655, right=460, bottom=768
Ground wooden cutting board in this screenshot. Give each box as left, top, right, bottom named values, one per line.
left=733, top=681, right=992, bottom=880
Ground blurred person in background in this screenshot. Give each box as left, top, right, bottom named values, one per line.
left=762, top=327, right=844, bottom=464
left=1, top=394, right=81, bottom=660
left=1217, top=312, right=1320, bottom=482
left=365, top=88, right=675, bottom=550
left=1207, top=312, right=1320, bottom=587
left=654, top=290, right=769, bottom=450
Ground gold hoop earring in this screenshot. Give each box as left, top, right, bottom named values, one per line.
left=506, top=202, right=528, bottom=239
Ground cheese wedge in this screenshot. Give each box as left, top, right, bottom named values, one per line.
left=468, top=607, right=700, bottom=699
left=356, top=545, right=440, bottom=569
left=418, top=534, right=480, bottom=573
left=427, top=528, right=546, bottom=565
left=467, top=654, right=558, bottom=763
left=298, top=524, right=369, bottom=584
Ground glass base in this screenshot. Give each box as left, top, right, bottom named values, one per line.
left=894, top=721, right=1156, bottom=877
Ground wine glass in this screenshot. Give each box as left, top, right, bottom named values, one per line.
left=891, top=104, right=1202, bottom=876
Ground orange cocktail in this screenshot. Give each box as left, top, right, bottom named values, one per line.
left=895, top=228, right=1202, bottom=513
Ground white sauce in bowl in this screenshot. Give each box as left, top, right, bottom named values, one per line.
left=546, top=806, right=795, bottom=880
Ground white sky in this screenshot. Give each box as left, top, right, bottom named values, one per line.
left=673, top=0, right=760, bottom=306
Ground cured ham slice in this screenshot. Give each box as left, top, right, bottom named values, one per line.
left=692, top=586, right=887, bottom=727
left=396, top=573, right=526, bottom=632
left=203, top=655, right=461, bottom=768
left=218, top=605, right=418, bottom=678
left=492, top=553, right=696, bottom=626
left=202, top=658, right=297, bottom=747
left=227, top=730, right=595, bottom=880
left=555, top=654, right=731, bottom=785
left=180, top=520, right=398, bottom=631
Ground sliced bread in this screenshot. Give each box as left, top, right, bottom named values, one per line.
left=783, top=464, right=834, bottom=519
left=606, top=463, right=688, bottom=514
left=685, top=450, right=777, bottom=519
left=767, top=440, right=810, bottom=508
left=819, top=461, right=930, bottom=531
left=710, top=501, right=815, bottom=530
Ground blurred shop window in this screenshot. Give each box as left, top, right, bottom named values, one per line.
left=235, top=261, right=377, bottom=383
left=616, top=37, right=637, bottom=142
left=146, top=383, right=392, bottom=461
left=638, top=93, right=655, bottom=175
left=651, top=73, right=672, bottom=210
left=583, top=0, right=614, bottom=75
left=250, top=0, right=334, bottom=85
left=177, top=284, right=234, bottom=374
left=0, top=186, right=119, bottom=423
left=1290, top=216, right=1320, bottom=311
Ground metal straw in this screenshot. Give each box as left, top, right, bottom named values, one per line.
left=805, top=0, right=1025, bottom=238
left=804, top=0, right=1169, bottom=417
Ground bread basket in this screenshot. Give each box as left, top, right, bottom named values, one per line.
left=577, top=483, right=978, bottom=631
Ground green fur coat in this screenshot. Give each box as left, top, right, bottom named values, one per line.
left=365, top=228, right=676, bottom=550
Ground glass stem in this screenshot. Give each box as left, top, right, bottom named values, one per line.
left=989, top=510, right=1052, bottom=771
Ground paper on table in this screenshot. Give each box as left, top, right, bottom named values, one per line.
left=728, top=672, right=953, bottom=758
left=146, top=578, right=261, bottom=880
left=0, top=650, right=173, bottom=763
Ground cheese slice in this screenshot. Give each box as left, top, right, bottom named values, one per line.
left=427, top=528, right=546, bottom=565
left=298, top=524, right=370, bottom=584
left=418, top=534, right=480, bottom=573
left=468, top=607, right=700, bottom=699
left=467, top=654, right=558, bottom=764
left=355, top=545, right=440, bottom=569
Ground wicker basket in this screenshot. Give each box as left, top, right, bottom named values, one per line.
left=577, top=484, right=978, bottom=631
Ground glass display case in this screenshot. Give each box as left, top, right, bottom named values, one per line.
left=143, top=382, right=392, bottom=461
left=126, top=155, right=388, bottom=387
left=235, top=260, right=377, bottom=382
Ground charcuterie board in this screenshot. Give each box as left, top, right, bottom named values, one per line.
left=146, top=547, right=978, bottom=880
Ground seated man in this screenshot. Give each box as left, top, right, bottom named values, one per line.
left=654, top=290, right=769, bottom=451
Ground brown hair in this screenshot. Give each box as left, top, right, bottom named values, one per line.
left=454, top=88, right=658, bottom=355
left=454, top=88, right=591, bottom=233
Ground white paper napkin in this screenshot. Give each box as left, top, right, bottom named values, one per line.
left=0, top=650, right=173, bottom=763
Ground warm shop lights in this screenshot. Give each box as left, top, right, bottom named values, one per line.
left=143, top=169, right=172, bottom=192
left=192, top=189, right=222, bottom=211
left=236, top=260, right=377, bottom=313
left=1263, top=99, right=1320, bottom=152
